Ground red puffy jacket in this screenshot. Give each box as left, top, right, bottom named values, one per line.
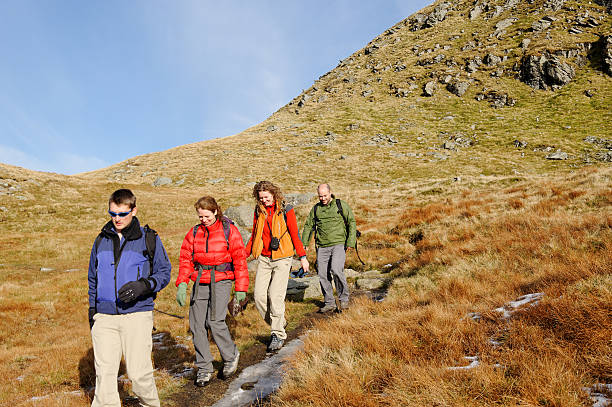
left=176, top=219, right=249, bottom=292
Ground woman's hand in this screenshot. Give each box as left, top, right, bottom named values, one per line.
left=300, top=256, right=310, bottom=274
left=176, top=282, right=188, bottom=306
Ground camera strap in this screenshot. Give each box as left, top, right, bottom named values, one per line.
left=266, top=216, right=288, bottom=240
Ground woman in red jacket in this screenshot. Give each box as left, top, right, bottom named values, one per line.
left=175, top=196, right=249, bottom=387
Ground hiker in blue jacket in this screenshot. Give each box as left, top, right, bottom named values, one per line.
left=87, top=189, right=171, bottom=407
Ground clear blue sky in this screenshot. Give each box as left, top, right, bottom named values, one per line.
left=0, top=1, right=429, bottom=175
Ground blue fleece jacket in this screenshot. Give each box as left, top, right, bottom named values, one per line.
left=88, top=217, right=171, bottom=314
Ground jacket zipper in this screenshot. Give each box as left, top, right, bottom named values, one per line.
left=114, top=238, right=127, bottom=314
left=205, top=227, right=210, bottom=253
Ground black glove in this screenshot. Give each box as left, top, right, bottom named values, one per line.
left=89, top=307, right=96, bottom=329
left=118, top=279, right=153, bottom=303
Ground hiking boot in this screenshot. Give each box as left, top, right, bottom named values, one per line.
left=267, top=333, right=285, bottom=352
left=318, top=303, right=336, bottom=313
left=222, top=351, right=240, bottom=379
left=340, top=301, right=350, bottom=310
left=194, top=370, right=213, bottom=387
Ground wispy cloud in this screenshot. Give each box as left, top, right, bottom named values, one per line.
left=0, top=1, right=431, bottom=173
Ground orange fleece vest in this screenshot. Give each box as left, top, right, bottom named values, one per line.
left=251, top=204, right=295, bottom=260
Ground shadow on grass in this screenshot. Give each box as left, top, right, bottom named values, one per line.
left=78, top=329, right=196, bottom=403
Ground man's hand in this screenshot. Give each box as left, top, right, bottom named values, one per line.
left=88, top=307, right=96, bottom=330
left=176, top=282, right=187, bottom=307
left=118, top=279, right=151, bottom=303
left=234, top=291, right=246, bottom=302
left=300, top=256, right=310, bottom=274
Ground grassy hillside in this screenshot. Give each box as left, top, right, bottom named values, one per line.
left=0, top=0, right=610, bottom=405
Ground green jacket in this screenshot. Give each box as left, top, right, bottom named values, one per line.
left=301, top=197, right=357, bottom=248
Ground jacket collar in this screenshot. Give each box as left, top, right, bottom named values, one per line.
left=101, top=216, right=142, bottom=241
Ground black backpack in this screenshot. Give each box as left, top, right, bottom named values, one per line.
left=94, top=225, right=157, bottom=271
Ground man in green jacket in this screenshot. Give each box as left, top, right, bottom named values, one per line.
left=301, top=183, right=357, bottom=312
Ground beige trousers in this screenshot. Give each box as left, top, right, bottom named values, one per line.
left=91, top=311, right=159, bottom=407
left=254, top=256, right=293, bottom=340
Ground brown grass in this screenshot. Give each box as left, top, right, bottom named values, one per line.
left=0, top=0, right=610, bottom=403
left=273, top=167, right=612, bottom=406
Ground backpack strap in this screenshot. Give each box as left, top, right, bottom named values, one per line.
left=279, top=204, right=292, bottom=239
left=93, top=233, right=103, bottom=268
left=143, top=225, right=159, bottom=289
left=192, top=224, right=200, bottom=265
left=335, top=199, right=365, bottom=264
left=143, top=225, right=157, bottom=269
left=221, top=216, right=232, bottom=250
left=335, top=199, right=348, bottom=232
left=312, top=203, right=321, bottom=245
left=192, top=218, right=233, bottom=265
left=283, top=204, right=292, bottom=225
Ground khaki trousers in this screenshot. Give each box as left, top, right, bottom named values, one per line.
left=254, top=256, right=292, bottom=340
left=91, top=311, right=159, bottom=407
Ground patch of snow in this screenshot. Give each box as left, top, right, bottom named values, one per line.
left=30, top=391, right=82, bottom=401
left=212, top=335, right=306, bottom=407
left=173, top=366, right=196, bottom=378
left=583, top=384, right=612, bottom=407
left=467, top=312, right=482, bottom=321
left=448, top=356, right=480, bottom=371
left=489, top=338, right=502, bottom=347
left=494, top=293, right=544, bottom=319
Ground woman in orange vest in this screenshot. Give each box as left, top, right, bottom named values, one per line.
left=245, top=180, right=309, bottom=352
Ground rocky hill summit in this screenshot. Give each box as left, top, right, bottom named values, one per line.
left=2, top=0, right=610, bottom=202
left=67, top=0, right=611, bottom=194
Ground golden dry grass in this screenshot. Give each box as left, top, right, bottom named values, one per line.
left=273, top=167, right=611, bottom=407
left=0, top=0, right=611, bottom=405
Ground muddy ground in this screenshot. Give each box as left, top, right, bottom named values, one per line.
left=164, top=304, right=331, bottom=407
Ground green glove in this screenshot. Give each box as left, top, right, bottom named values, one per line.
left=176, top=282, right=188, bottom=307
left=235, top=291, right=246, bottom=302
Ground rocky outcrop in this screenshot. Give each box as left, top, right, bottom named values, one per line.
left=604, top=36, right=612, bottom=76
left=531, top=16, right=556, bottom=31
left=284, top=192, right=316, bottom=206
left=447, top=80, right=470, bottom=97
left=476, top=91, right=516, bottom=108
left=544, top=0, right=566, bottom=11
left=520, top=54, right=575, bottom=90
left=411, top=3, right=452, bottom=30
left=152, top=177, right=172, bottom=187
left=224, top=205, right=254, bottom=228
left=423, top=81, right=437, bottom=96
left=594, top=0, right=612, bottom=13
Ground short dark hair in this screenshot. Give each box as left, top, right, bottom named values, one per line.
left=109, top=189, right=136, bottom=209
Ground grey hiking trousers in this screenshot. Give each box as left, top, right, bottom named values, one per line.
left=189, top=279, right=238, bottom=373
left=316, top=244, right=349, bottom=306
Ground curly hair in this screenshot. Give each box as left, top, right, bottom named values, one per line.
left=194, top=196, right=223, bottom=222
left=252, top=180, right=285, bottom=214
